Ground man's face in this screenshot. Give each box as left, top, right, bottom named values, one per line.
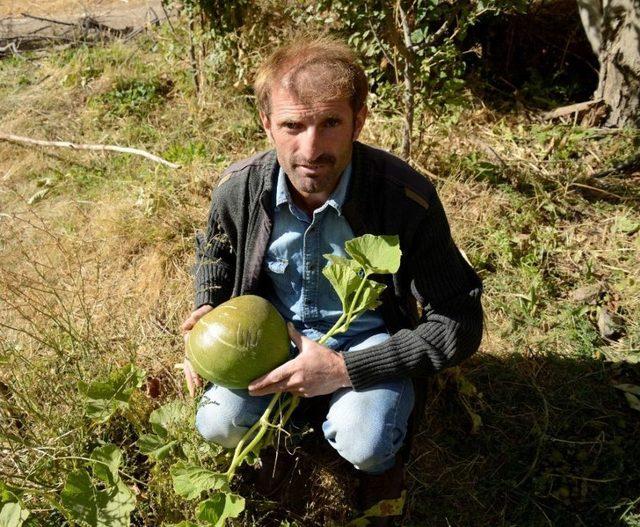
left=260, top=86, right=367, bottom=199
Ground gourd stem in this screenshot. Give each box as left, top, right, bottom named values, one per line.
left=318, top=312, right=347, bottom=345
left=227, top=392, right=281, bottom=479
left=279, top=394, right=300, bottom=428
left=229, top=399, right=282, bottom=479
left=262, top=394, right=296, bottom=448
left=344, top=272, right=370, bottom=325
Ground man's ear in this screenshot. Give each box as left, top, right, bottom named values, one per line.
left=260, top=111, right=274, bottom=143
left=352, top=105, right=368, bottom=141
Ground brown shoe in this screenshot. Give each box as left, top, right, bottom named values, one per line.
left=354, top=456, right=406, bottom=526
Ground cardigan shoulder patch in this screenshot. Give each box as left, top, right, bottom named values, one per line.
left=376, top=159, right=435, bottom=210
left=217, top=149, right=277, bottom=188
left=404, top=186, right=430, bottom=210
left=224, top=149, right=276, bottom=175
left=217, top=172, right=233, bottom=187
left=356, top=143, right=434, bottom=206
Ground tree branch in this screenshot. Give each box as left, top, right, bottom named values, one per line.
left=20, top=12, right=75, bottom=26
left=0, top=132, right=180, bottom=169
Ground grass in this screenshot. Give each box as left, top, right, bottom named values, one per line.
left=1, top=21, right=639, bottom=527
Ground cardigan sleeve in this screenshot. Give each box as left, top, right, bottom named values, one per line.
left=193, top=187, right=236, bottom=309
left=342, top=192, right=483, bottom=390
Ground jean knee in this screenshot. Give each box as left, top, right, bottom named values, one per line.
left=323, top=381, right=414, bottom=473
left=195, top=402, right=245, bottom=449
left=323, top=417, right=401, bottom=473
left=194, top=385, right=270, bottom=449
left=196, top=388, right=264, bottom=449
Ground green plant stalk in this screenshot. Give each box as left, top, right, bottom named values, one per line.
left=344, top=271, right=372, bottom=325
left=316, top=270, right=372, bottom=341
left=262, top=392, right=298, bottom=449
left=225, top=391, right=281, bottom=480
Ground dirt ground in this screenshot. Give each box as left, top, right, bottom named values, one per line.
left=0, top=0, right=164, bottom=37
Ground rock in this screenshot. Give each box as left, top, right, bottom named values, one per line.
left=597, top=306, right=624, bottom=340
left=569, top=284, right=601, bottom=303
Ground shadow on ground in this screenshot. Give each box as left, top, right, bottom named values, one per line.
left=241, top=352, right=640, bottom=527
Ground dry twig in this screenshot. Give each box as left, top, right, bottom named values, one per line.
left=0, top=132, right=180, bottom=169
left=542, top=99, right=604, bottom=120
left=20, top=12, right=76, bottom=27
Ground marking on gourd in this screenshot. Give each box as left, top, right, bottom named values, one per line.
left=236, top=324, right=261, bottom=350
left=214, top=334, right=236, bottom=349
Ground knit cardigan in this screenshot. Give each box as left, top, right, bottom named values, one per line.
left=193, top=141, right=483, bottom=390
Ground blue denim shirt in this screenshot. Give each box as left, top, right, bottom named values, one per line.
left=263, top=163, right=387, bottom=348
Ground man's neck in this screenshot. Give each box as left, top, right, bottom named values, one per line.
left=287, top=183, right=333, bottom=217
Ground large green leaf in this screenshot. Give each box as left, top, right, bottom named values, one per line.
left=344, top=234, right=402, bottom=275
left=138, top=400, right=189, bottom=461
left=322, top=259, right=361, bottom=313
left=60, top=469, right=135, bottom=527
left=170, top=463, right=228, bottom=500
left=90, top=444, right=122, bottom=485
left=60, top=470, right=96, bottom=526
left=324, top=254, right=362, bottom=273
left=149, top=400, right=190, bottom=437
left=137, top=434, right=179, bottom=460
left=78, top=364, right=145, bottom=423
left=0, top=502, right=29, bottom=527
left=348, top=279, right=386, bottom=319
left=196, top=493, right=245, bottom=527
left=96, top=480, right=136, bottom=527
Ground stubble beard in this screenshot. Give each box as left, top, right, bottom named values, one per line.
left=289, top=165, right=340, bottom=195
left=285, top=148, right=352, bottom=196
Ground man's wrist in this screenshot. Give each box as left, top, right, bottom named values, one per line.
left=336, top=351, right=352, bottom=388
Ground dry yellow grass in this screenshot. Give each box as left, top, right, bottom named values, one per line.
left=0, top=0, right=154, bottom=18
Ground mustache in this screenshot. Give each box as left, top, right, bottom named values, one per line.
left=293, top=154, right=336, bottom=166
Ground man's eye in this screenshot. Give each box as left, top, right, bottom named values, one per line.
left=283, top=122, right=300, bottom=130
left=325, top=119, right=340, bottom=128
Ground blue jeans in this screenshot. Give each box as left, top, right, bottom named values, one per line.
left=195, top=331, right=415, bottom=474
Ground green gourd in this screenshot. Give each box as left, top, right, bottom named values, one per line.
left=186, top=295, right=289, bottom=389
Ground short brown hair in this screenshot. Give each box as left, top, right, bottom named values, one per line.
left=254, top=35, right=368, bottom=116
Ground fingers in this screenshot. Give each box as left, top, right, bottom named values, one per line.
left=183, top=359, right=202, bottom=398
left=180, top=314, right=197, bottom=333
left=250, top=381, right=307, bottom=397
left=184, top=361, right=195, bottom=398
left=248, top=360, right=295, bottom=396
left=181, top=304, right=214, bottom=333
left=181, top=306, right=211, bottom=397
left=287, top=322, right=302, bottom=345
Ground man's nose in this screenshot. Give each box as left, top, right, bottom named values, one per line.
left=299, top=127, right=323, bottom=161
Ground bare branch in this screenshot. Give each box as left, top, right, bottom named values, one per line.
left=0, top=42, right=19, bottom=56
left=0, top=132, right=180, bottom=169
left=20, top=12, right=76, bottom=27
left=542, top=99, right=604, bottom=120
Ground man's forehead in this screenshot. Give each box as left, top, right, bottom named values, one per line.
left=269, top=87, right=351, bottom=119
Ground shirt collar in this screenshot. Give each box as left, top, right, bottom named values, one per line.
left=275, top=161, right=352, bottom=216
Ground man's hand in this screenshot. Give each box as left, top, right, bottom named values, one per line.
left=180, top=304, right=214, bottom=397
left=248, top=323, right=352, bottom=398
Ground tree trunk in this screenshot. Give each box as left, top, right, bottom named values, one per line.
left=577, top=0, right=603, bottom=54
left=591, top=0, right=640, bottom=127
left=398, top=5, right=415, bottom=160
